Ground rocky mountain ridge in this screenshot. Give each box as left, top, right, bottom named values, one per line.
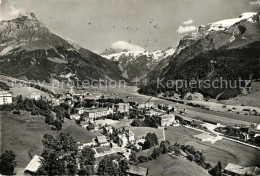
left=139, top=12, right=260, bottom=100
left=0, top=13, right=124, bottom=83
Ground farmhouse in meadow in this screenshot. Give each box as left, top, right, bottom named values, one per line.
left=193, top=133, right=215, bottom=142
left=24, top=155, right=43, bottom=175
left=96, top=135, right=108, bottom=146
left=126, top=165, right=148, bottom=176
left=145, top=109, right=166, bottom=117
left=223, top=163, right=260, bottom=176
left=160, top=114, right=175, bottom=126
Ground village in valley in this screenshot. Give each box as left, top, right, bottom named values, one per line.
left=1, top=78, right=260, bottom=176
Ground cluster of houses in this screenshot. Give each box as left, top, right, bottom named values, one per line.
left=24, top=153, right=148, bottom=176
left=144, top=108, right=176, bottom=126
left=23, top=128, right=147, bottom=176
left=4, top=87, right=260, bottom=176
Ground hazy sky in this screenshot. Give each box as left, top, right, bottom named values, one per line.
left=0, top=0, right=260, bottom=53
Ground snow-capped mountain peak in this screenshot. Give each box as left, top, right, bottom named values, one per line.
left=101, top=48, right=175, bottom=80
left=207, top=12, right=258, bottom=31
left=101, top=48, right=175, bottom=61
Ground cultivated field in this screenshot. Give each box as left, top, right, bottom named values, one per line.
left=165, top=126, right=260, bottom=167
left=138, top=154, right=210, bottom=176
left=10, top=86, right=49, bottom=98
left=0, top=111, right=95, bottom=167
left=127, top=127, right=164, bottom=141
left=96, top=86, right=260, bottom=125
left=221, top=82, right=260, bottom=108
left=94, top=119, right=132, bottom=129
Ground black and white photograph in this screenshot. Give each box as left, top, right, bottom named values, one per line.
left=0, top=0, right=260, bottom=175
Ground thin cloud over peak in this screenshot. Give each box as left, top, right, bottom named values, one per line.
left=111, top=41, right=145, bottom=51
left=177, top=25, right=197, bottom=33
left=182, top=19, right=194, bottom=25
left=249, top=0, right=260, bottom=5
left=0, top=0, right=26, bottom=21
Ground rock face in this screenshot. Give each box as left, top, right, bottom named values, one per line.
left=102, top=48, right=175, bottom=81
left=0, top=13, right=124, bottom=82
left=139, top=12, right=260, bottom=100
left=146, top=12, right=260, bottom=81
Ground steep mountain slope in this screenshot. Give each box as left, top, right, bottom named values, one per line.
left=0, top=13, right=124, bottom=82
left=101, top=48, right=175, bottom=80
left=139, top=12, right=260, bottom=100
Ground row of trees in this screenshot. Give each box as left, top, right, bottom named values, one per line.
left=0, top=95, right=69, bottom=130
left=132, top=140, right=219, bottom=175
left=131, top=115, right=162, bottom=128
left=81, top=98, right=124, bottom=109
left=103, top=112, right=127, bottom=121
left=0, top=81, right=10, bottom=90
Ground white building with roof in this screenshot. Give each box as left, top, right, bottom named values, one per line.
left=24, top=155, right=43, bottom=174
left=126, top=165, right=148, bottom=176
left=145, top=109, right=166, bottom=117
left=160, top=114, right=175, bottom=126
left=0, top=91, right=12, bottom=105
left=138, top=101, right=155, bottom=109
left=70, top=114, right=81, bottom=120
left=75, top=107, right=85, bottom=115
left=96, top=135, right=108, bottom=146
left=224, top=163, right=260, bottom=176
left=30, top=92, right=41, bottom=100
left=84, top=107, right=113, bottom=120
left=193, top=133, right=215, bottom=142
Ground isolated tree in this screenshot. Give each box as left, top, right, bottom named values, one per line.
left=209, top=161, right=222, bottom=176
left=40, top=150, right=66, bottom=175
left=42, top=134, right=56, bottom=148
left=144, top=133, right=158, bottom=149
left=80, top=147, right=96, bottom=166
left=151, top=147, right=161, bottom=159
left=53, top=120, right=62, bottom=131
left=255, top=136, right=260, bottom=145
left=87, top=123, right=94, bottom=131
left=39, top=133, right=78, bottom=175
left=187, top=154, right=195, bottom=162
left=78, top=165, right=93, bottom=176
left=138, top=156, right=149, bottom=163
left=0, top=150, right=17, bottom=175
left=97, top=155, right=116, bottom=176
left=159, top=140, right=170, bottom=154
left=129, top=150, right=138, bottom=165
left=118, top=158, right=129, bottom=175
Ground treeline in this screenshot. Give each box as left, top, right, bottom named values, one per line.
left=131, top=115, right=161, bottom=128
left=132, top=141, right=212, bottom=171
left=138, top=41, right=260, bottom=100
left=0, top=81, right=10, bottom=90
left=215, top=126, right=260, bottom=147
left=80, top=98, right=124, bottom=109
